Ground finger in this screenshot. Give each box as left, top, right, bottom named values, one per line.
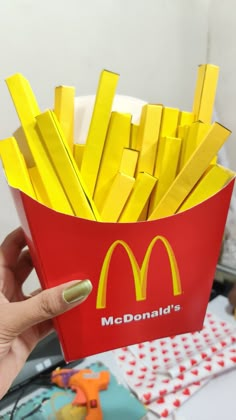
left=0, top=279, right=92, bottom=336
left=0, top=227, right=27, bottom=269
left=15, top=249, right=33, bottom=286
left=0, top=250, right=33, bottom=302
left=21, top=319, right=54, bottom=354
left=35, top=319, right=54, bottom=340
left=24, top=287, right=42, bottom=297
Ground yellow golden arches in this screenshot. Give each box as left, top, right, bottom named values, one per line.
left=96, top=236, right=182, bottom=309
left=140, top=235, right=182, bottom=298
left=96, top=240, right=142, bottom=309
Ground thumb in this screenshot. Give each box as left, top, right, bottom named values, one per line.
left=3, top=279, right=92, bottom=335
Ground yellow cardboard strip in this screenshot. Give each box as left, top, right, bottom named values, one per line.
left=6, top=73, right=74, bottom=215
left=176, top=112, right=194, bottom=173
left=100, top=172, right=135, bottom=222
left=73, top=143, right=85, bottom=170
left=80, top=70, right=119, bottom=197
left=119, top=172, right=157, bottom=222
left=192, top=64, right=219, bottom=124
left=178, top=111, right=194, bottom=127
left=0, top=137, right=35, bottom=198
left=159, top=107, right=180, bottom=138
left=181, top=121, right=211, bottom=169
left=35, top=110, right=100, bottom=221
left=153, top=107, right=180, bottom=179
left=177, top=164, right=235, bottom=213
left=135, top=104, right=163, bottom=175
left=54, top=85, right=75, bottom=152
left=148, top=122, right=231, bottom=220
left=28, top=166, right=51, bottom=207
left=130, top=123, right=139, bottom=149
left=6, top=73, right=40, bottom=124
left=93, top=112, right=131, bottom=211
left=176, top=125, right=189, bottom=174
left=13, top=126, right=35, bottom=168
left=148, top=136, right=182, bottom=214
left=119, top=148, right=139, bottom=177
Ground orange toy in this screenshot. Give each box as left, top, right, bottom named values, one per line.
left=51, top=368, right=110, bottom=420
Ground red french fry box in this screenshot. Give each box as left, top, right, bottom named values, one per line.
left=8, top=97, right=236, bottom=361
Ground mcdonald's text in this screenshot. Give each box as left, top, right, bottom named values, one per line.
left=100, top=303, right=181, bottom=326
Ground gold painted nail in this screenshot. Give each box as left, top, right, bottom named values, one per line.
left=63, top=279, right=92, bottom=304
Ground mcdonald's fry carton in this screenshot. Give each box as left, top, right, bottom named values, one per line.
left=5, top=96, right=236, bottom=361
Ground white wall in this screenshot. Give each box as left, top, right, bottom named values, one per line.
left=2, top=0, right=235, bottom=290
left=208, top=0, right=236, bottom=171
left=0, top=0, right=210, bottom=131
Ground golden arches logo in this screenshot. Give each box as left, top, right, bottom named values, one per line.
left=96, top=235, right=182, bottom=309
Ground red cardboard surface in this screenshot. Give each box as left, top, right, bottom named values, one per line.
left=11, top=179, right=235, bottom=361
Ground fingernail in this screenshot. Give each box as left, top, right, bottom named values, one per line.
left=63, top=280, right=92, bottom=304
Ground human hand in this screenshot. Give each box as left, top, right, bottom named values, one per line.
left=0, top=227, right=92, bottom=398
